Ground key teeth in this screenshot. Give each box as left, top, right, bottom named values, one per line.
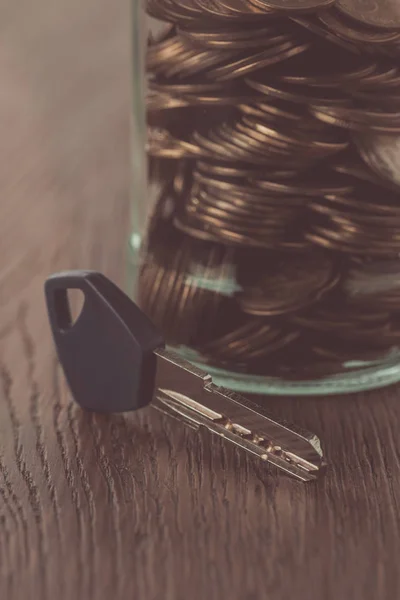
left=232, top=422, right=315, bottom=470
left=215, top=414, right=286, bottom=459
left=214, top=416, right=234, bottom=431
left=206, top=382, right=323, bottom=456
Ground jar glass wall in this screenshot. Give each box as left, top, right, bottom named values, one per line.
left=129, top=0, right=400, bottom=395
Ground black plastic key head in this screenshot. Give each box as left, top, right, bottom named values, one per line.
left=45, top=270, right=165, bottom=413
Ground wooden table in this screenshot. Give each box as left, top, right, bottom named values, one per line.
left=1, top=1, right=399, bottom=598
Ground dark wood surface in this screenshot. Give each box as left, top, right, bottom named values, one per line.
left=1, top=1, right=400, bottom=598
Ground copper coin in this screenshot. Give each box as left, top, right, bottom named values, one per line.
left=337, top=0, right=400, bottom=30
left=237, top=249, right=337, bottom=315
left=251, top=0, right=334, bottom=10
left=289, top=15, right=360, bottom=53
left=354, top=132, right=400, bottom=189
left=246, top=76, right=350, bottom=105
left=252, top=175, right=354, bottom=196
left=207, top=41, right=309, bottom=81
left=310, top=105, right=400, bottom=133
left=332, top=152, right=400, bottom=191
left=217, top=0, right=272, bottom=15
left=319, top=9, right=400, bottom=43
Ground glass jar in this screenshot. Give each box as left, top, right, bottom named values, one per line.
left=129, top=0, right=400, bottom=395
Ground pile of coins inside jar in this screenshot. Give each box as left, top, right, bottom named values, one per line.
left=137, top=0, right=400, bottom=380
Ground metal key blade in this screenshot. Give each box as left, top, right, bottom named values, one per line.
left=153, top=348, right=326, bottom=482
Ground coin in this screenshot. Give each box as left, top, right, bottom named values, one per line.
left=342, top=258, right=400, bottom=306
left=246, top=0, right=277, bottom=12
left=310, top=105, right=400, bottom=133
left=355, top=64, right=399, bottom=89
left=147, top=0, right=205, bottom=23
left=149, top=81, right=226, bottom=95
left=289, top=15, right=360, bottom=53
left=307, top=224, right=400, bottom=256
left=237, top=249, right=338, bottom=315
left=251, top=0, right=334, bottom=10
left=318, top=9, right=400, bottom=44
left=147, top=127, right=204, bottom=159
left=206, top=116, right=346, bottom=168
left=173, top=241, right=230, bottom=342
left=332, top=153, right=400, bottom=191
left=290, top=301, right=394, bottom=347
left=179, top=25, right=289, bottom=50
left=196, top=159, right=297, bottom=179
left=349, top=85, right=400, bottom=106
left=353, top=132, right=400, bottom=189
left=207, top=40, right=309, bottom=81
left=197, top=186, right=305, bottom=215
left=252, top=174, right=354, bottom=196
left=278, top=49, right=376, bottom=86
left=192, top=127, right=269, bottom=164
left=174, top=213, right=223, bottom=242
left=337, top=0, right=400, bottom=30
left=242, top=115, right=348, bottom=152
left=194, top=0, right=248, bottom=19
left=238, top=100, right=305, bottom=123
left=218, top=0, right=272, bottom=15
left=246, top=76, right=350, bottom=105
left=200, top=315, right=300, bottom=363
left=323, top=190, right=400, bottom=216
left=139, top=220, right=231, bottom=345
left=310, top=201, right=400, bottom=228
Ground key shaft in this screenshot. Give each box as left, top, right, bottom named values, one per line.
left=153, top=348, right=326, bottom=482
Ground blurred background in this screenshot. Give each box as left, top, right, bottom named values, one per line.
left=0, top=0, right=130, bottom=339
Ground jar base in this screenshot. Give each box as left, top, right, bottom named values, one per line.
left=128, top=239, right=400, bottom=396
left=171, top=345, right=400, bottom=396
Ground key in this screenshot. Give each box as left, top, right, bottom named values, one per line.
left=45, top=270, right=326, bottom=482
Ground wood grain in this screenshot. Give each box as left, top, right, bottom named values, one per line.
left=0, top=1, right=400, bottom=599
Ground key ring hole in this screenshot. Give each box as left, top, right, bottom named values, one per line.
left=54, top=288, right=86, bottom=332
